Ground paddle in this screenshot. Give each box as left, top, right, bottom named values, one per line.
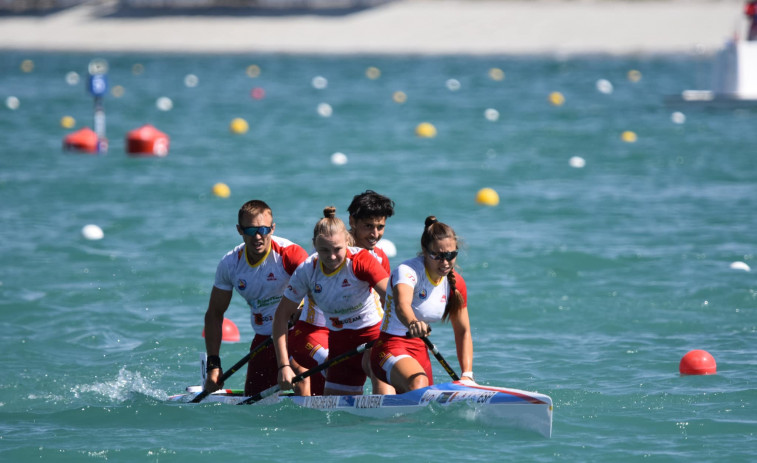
left=420, top=335, right=460, bottom=381
left=191, top=337, right=274, bottom=403
left=237, top=339, right=377, bottom=405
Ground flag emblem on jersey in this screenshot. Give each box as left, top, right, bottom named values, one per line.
left=238, top=279, right=247, bottom=290
left=419, top=288, right=428, bottom=299
left=267, top=272, right=276, bottom=281
left=341, top=279, right=350, bottom=287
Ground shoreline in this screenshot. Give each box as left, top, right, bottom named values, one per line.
left=0, top=0, right=748, bottom=56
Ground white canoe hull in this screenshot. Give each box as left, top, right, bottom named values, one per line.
left=168, top=380, right=553, bottom=437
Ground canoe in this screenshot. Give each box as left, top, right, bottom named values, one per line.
left=168, top=380, right=553, bottom=437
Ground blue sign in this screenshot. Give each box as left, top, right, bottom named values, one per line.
left=88, top=74, right=108, bottom=97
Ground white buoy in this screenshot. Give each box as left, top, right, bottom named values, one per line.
left=671, top=112, right=686, bottom=124
left=445, top=79, right=461, bottom=91
left=569, top=156, right=586, bottom=168
left=65, top=71, right=80, bottom=86
left=484, top=108, right=499, bottom=121
left=330, top=152, right=348, bottom=165
left=5, top=96, right=20, bottom=110
left=596, top=79, right=614, bottom=94
left=729, top=261, right=750, bottom=271
left=81, top=224, right=104, bottom=240
left=156, top=97, right=173, bottom=111
left=317, top=103, right=333, bottom=117
left=312, top=76, right=328, bottom=89
left=184, top=74, right=199, bottom=88
left=376, top=238, right=397, bottom=258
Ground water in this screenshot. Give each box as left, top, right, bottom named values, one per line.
left=1, top=50, right=755, bottom=462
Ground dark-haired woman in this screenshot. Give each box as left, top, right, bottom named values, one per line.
left=371, top=216, right=473, bottom=393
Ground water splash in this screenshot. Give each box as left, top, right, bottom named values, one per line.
left=72, top=367, right=166, bottom=402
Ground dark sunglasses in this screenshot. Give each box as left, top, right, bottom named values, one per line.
left=427, top=250, right=458, bottom=261
left=240, top=225, right=273, bottom=236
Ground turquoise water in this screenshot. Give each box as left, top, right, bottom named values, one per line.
left=1, top=50, right=755, bottom=461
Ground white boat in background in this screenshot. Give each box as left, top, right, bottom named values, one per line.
left=168, top=380, right=554, bottom=438
left=675, top=9, right=757, bottom=106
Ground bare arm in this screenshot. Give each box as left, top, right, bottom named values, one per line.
left=203, top=286, right=233, bottom=391
left=450, top=305, right=473, bottom=380
left=393, top=282, right=430, bottom=338
left=272, top=296, right=302, bottom=390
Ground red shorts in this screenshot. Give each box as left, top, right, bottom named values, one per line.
left=326, top=322, right=381, bottom=392
left=244, top=334, right=277, bottom=396
left=288, top=320, right=329, bottom=395
left=370, top=332, right=433, bottom=385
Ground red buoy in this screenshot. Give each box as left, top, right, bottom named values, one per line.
left=202, top=318, right=240, bottom=343
left=63, top=127, right=103, bottom=154
left=125, top=124, right=169, bottom=157
left=679, top=349, right=717, bottom=375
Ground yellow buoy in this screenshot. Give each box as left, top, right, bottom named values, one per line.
left=111, top=85, right=125, bottom=98
left=20, top=59, right=34, bottom=73
left=60, top=115, right=76, bottom=129
left=212, top=183, right=231, bottom=198
left=476, top=188, right=500, bottom=206
left=548, top=92, right=565, bottom=106
left=230, top=118, right=249, bottom=134
left=246, top=64, right=261, bottom=78
left=393, top=91, right=407, bottom=104
left=628, top=69, right=642, bottom=82
left=415, top=122, right=437, bottom=138
left=489, top=68, right=505, bottom=81
left=621, top=130, right=638, bottom=143
left=366, top=66, right=381, bottom=80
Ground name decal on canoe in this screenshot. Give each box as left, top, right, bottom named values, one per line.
left=355, top=395, right=383, bottom=408
left=302, top=396, right=340, bottom=409
left=421, top=390, right=497, bottom=405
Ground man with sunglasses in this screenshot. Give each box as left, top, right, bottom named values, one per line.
left=370, top=216, right=474, bottom=393
left=203, top=200, right=308, bottom=397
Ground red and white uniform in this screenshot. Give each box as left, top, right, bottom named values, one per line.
left=372, top=256, right=467, bottom=384
left=289, top=247, right=390, bottom=394
left=214, top=237, right=308, bottom=396
left=214, top=237, right=308, bottom=336
left=284, top=247, right=388, bottom=392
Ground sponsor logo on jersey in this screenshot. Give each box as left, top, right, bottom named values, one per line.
left=238, top=279, right=247, bottom=290
left=314, top=283, right=323, bottom=293
left=267, top=272, right=276, bottom=281
left=440, top=294, right=447, bottom=303
left=419, top=288, right=428, bottom=299
left=341, top=278, right=350, bottom=287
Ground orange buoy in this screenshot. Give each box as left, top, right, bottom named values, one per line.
left=202, top=318, right=240, bottom=343
left=125, top=124, right=169, bottom=157
left=679, top=349, right=717, bottom=375
left=63, top=127, right=103, bottom=154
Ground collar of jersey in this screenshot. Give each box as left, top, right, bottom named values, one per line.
left=245, top=243, right=271, bottom=268
left=425, top=266, right=443, bottom=286
left=319, top=258, right=346, bottom=276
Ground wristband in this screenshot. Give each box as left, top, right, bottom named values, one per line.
left=461, top=371, right=474, bottom=380
left=206, top=355, right=222, bottom=372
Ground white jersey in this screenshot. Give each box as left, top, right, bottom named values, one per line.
left=214, top=236, right=307, bottom=335
left=298, top=246, right=391, bottom=328
left=284, top=247, right=389, bottom=331
left=381, top=256, right=468, bottom=336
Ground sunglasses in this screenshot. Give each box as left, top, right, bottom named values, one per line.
left=427, top=250, right=458, bottom=261
left=240, top=225, right=273, bottom=236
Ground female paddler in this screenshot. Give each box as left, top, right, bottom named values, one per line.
left=272, top=207, right=389, bottom=395
left=371, top=216, right=474, bottom=393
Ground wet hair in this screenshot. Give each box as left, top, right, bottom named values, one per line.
left=347, top=190, right=395, bottom=220
left=313, top=206, right=354, bottom=246
left=421, top=216, right=463, bottom=322
left=238, top=200, right=272, bottom=225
